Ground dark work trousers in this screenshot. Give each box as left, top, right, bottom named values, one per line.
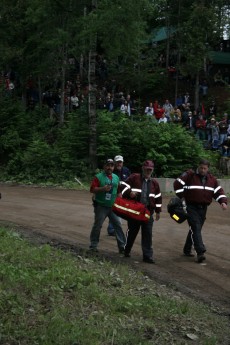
left=184, top=204, right=207, bottom=255
left=125, top=215, right=154, bottom=258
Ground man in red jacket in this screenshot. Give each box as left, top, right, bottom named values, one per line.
left=120, top=160, right=162, bottom=263
left=174, top=159, right=227, bottom=263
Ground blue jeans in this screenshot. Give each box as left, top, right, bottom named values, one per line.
left=107, top=221, right=115, bottom=235
left=90, top=204, right=126, bottom=250
left=107, top=217, right=122, bottom=235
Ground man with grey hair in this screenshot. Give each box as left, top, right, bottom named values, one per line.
left=120, top=160, right=162, bottom=263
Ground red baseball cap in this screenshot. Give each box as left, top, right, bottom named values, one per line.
left=142, top=160, right=154, bottom=168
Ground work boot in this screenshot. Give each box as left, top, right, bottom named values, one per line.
left=197, top=254, right=206, bottom=263
left=143, top=256, right=155, bottom=264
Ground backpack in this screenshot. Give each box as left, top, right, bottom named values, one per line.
left=167, top=197, right=188, bottom=224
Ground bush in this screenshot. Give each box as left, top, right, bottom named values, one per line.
left=0, top=99, right=220, bottom=183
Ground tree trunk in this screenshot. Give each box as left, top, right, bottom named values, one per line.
left=38, top=76, right=42, bottom=108
left=174, top=51, right=181, bottom=106
left=88, top=49, right=97, bottom=170
left=59, top=63, right=65, bottom=124
left=59, top=45, right=66, bottom=125
left=194, top=73, right=199, bottom=111
left=80, top=54, right=84, bottom=79
left=166, top=15, right=170, bottom=69
left=88, top=0, right=98, bottom=170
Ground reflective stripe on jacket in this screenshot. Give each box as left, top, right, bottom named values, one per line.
left=120, top=173, right=162, bottom=213
left=174, top=171, right=227, bottom=205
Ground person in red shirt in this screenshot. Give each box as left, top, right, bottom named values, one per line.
left=89, top=159, right=126, bottom=253
left=154, top=103, right=165, bottom=121
left=195, top=114, right=207, bottom=140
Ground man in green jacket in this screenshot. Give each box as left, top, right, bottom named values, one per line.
left=89, top=158, right=126, bottom=253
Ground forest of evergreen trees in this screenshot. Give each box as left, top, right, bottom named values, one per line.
left=0, top=0, right=229, bottom=181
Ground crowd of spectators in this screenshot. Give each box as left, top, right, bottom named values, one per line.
left=142, top=95, right=230, bottom=157
left=1, top=66, right=230, bottom=157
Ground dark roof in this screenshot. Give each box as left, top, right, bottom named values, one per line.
left=208, top=51, right=230, bottom=65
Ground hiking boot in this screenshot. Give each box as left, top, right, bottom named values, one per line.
left=183, top=252, right=195, bottom=257
left=89, top=247, right=99, bottom=253
left=143, top=256, right=155, bottom=264
left=197, top=254, right=206, bottom=263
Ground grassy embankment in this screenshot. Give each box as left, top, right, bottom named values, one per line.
left=0, top=227, right=229, bottom=345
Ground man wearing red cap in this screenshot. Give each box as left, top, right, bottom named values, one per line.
left=120, top=160, right=162, bottom=263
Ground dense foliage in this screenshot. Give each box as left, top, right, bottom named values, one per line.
left=0, top=1, right=229, bottom=179
left=0, top=98, right=218, bottom=183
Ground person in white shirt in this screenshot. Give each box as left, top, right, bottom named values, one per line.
left=163, top=99, right=173, bottom=122
left=70, top=92, right=79, bottom=110
left=120, top=101, right=128, bottom=114
left=158, top=113, right=168, bottom=123
left=144, top=102, right=154, bottom=117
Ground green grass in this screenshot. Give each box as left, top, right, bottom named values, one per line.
left=0, top=227, right=229, bottom=345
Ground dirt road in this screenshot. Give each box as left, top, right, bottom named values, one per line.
left=0, top=184, right=229, bottom=314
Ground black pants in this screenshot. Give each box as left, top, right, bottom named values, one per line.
left=125, top=215, right=154, bottom=258
left=184, top=204, right=207, bottom=255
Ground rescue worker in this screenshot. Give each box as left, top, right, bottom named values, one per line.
left=89, top=158, right=126, bottom=253
left=107, top=155, right=131, bottom=236
left=120, top=160, right=162, bottom=263
left=174, top=159, right=228, bottom=263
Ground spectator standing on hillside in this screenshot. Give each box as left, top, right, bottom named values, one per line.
left=126, top=94, right=134, bottom=116
left=120, top=100, right=128, bottom=115
left=154, top=103, right=165, bottom=121
left=163, top=99, right=173, bottom=122
left=106, top=96, right=115, bottom=112
left=206, top=117, right=219, bottom=149
left=170, top=106, right=181, bottom=123
left=208, top=100, right=217, bottom=119
left=89, top=159, right=126, bottom=253
left=174, top=159, right=227, bottom=263
left=185, top=111, right=196, bottom=132
left=221, top=136, right=230, bottom=157
left=182, top=92, right=191, bottom=107
left=70, top=92, right=79, bottom=111
left=144, top=102, right=154, bottom=117
left=107, top=155, right=131, bottom=236
left=195, top=114, right=207, bottom=140
left=120, top=160, right=162, bottom=263
left=158, top=113, right=168, bottom=123
left=218, top=113, right=229, bottom=148
left=181, top=105, right=191, bottom=126
left=175, top=94, right=183, bottom=107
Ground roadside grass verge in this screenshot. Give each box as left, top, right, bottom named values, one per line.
left=0, top=227, right=229, bottom=345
